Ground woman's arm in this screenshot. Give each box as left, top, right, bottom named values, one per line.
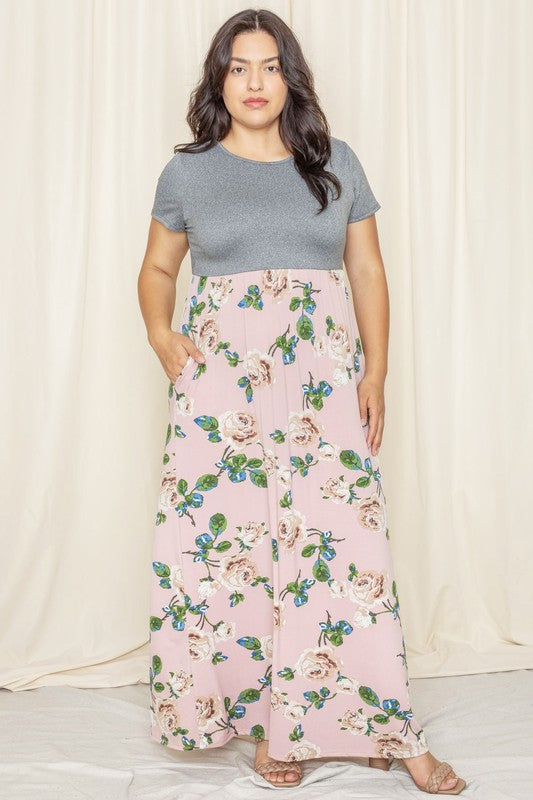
left=138, top=219, right=189, bottom=344
left=137, top=219, right=205, bottom=381
left=343, top=215, right=389, bottom=455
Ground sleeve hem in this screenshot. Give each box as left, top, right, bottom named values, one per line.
left=151, top=213, right=186, bottom=233
left=347, top=203, right=381, bottom=224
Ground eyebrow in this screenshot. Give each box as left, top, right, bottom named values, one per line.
left=230, top=56, right=280, bottom=64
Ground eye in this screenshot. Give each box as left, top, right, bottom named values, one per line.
left=230, top=65, right=281, bottom=74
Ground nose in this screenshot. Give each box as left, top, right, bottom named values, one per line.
left=247, top=68, right=263, bottom=92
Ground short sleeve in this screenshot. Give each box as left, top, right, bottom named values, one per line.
left=150, top=154, right=186, bottom=232
left=343, top=141, right=381, bottom=223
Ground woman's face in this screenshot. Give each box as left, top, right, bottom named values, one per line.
left=221, top=30, right=288, bottom=130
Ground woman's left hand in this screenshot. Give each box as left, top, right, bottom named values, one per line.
left=357, top=375, right=385, bottom=456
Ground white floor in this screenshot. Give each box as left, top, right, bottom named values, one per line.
left=1, top=669, right=531, bottom=799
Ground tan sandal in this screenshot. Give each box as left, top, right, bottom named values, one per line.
left=254, top=757, right=303, bottom=787
left=369, top=756, right=466, bottom=794
left=413, top=761, right=466, bottom=795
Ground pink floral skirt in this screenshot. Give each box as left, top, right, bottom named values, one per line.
left=149, top=267, right=429, bottom=762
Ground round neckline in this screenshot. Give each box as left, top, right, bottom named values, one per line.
left=216, top=140, right=294, bottom=165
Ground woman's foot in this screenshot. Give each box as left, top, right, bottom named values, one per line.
left=401, top=752, right=461, bottom=792
left=254, top=738, right=302, bottom=786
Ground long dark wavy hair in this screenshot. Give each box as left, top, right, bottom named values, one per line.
left=173, top=7, right=342, bottom=215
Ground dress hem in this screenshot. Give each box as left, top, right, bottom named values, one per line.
left=151, top=727, right=430, bottom=762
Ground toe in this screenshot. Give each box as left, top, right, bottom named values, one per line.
left=442, top=773, right=459, bottom=788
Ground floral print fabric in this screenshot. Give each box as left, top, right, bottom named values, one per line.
left=149, top=267, right=429, bottom=762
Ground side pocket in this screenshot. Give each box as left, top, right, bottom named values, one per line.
left=173, top=355, right=195, bottom=390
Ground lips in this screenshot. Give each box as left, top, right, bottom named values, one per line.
left=244, top=99, right=268, bottom=106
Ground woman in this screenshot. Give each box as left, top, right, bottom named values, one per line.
left=138, top=8, right=466, bottom=795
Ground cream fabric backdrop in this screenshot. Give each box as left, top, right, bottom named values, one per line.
left=1, top=0, right=531, bottom=691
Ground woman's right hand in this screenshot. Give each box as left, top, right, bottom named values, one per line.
left=150, top=329, right=206, bottom=383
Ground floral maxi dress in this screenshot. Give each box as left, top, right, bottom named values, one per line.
left=148, top=266, right=430, bottom=763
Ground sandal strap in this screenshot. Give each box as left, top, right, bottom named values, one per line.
left=255, top=759, right=303, bottom=777
left=426, top=761, right=454, bottom=793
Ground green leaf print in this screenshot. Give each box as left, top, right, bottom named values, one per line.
left=288, top=723, right=304, bottom=742
left=296, top=314, right=314, bottom=340
left=275, top=332, right=299, bottom=365
left=184, top=491, right=203, bottom=508
left=237, top=688, right=261, bottom=704
left=383, top=699, right=400, bottom=715
left=279, top=491, right=292, bottom=508
left=318, top=612, right=354, bottom=647
left=237, top=284, right=264, bottom=310
left=250, top=724, right=265, bottom=742
left=194, top=415, right=219, bottom=431
left=195, top=473, right=219, bottom=491
left=191, top=299, right=206, bottom=317
left=214, top=540, right=232, bottom=552
left=172, top=423, right=186, bottom=441
left=339, top=450, right=363, bottom=470
left=359, top=686, right=380, bottom=707
left=224, top=349, right=239, bottom=367
left=312, top=558, right=331, bottom=582
left=237, top=636, right=262, bottom=651
left=182, top=738, right=196, bottom=750
left=328, top=630, right=344, bottom=646
left=248, top=469, right=267, bottom=488
left=269, top=428, right=286, bottom=444
left=212, top=651, right=227, bottom=664
left=302, top=375, right=333, bottom=411
left=276, top=667, right=295, bottom=680
left=236, top=377, right=253, bottom=403
left=209, top=513, right=227, bottom=534
left=229, top=591, right=245, bottom=606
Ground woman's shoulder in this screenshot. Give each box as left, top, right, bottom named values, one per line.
left=172, top=144, right=218, bottom=162
left=154, top=150, right=187, bottom=188
left=330, top=135, right=348, bottom=152
left=155, top=144, right=217, bottom=181
left=329, top=135, right=358, bottom=164
left=329, top=136, right=369, bottom=178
